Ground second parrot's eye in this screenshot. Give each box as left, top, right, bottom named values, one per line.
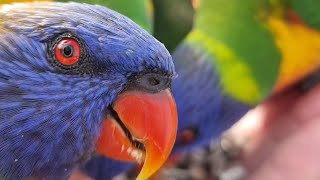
left=176, top=127, right=198, bottom=145
left=54, top=38, right=80, bottom=66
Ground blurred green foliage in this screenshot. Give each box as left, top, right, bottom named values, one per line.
left=60, top=0, right=153, bottom=32
left=152, top=0, right=194, bottom=51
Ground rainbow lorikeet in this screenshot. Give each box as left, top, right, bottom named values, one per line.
left=79, top=0, right=320, bottom=179
left=173, top=0, right=320, bottom=163
left=173, top=0, right=320, bottom=154
left=0, top=2, right=178, bottom=180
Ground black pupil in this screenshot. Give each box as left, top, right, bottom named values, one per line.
left=62, top=45, right=73, bottom=57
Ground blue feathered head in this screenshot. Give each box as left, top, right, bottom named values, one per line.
left=0, top=2, right=178, bottom=180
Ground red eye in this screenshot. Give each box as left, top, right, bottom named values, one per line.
left=54, top=38, right=80, bottom=66
left=176, top=127, right=198, bottom=145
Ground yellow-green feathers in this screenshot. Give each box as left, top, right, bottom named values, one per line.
left=187, top=0, right=320, bottom=105
left=187, top=0, right=280, bottom=105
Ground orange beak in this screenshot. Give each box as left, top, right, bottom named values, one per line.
left=96, top=89, right=178, bottom=180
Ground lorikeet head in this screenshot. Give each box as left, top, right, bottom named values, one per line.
left=171, top=44, right=249, bottom=153
left=0, top=2, right=177, bottom=180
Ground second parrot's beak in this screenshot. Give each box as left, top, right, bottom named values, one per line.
left=96, top=89, right=178, bottom=180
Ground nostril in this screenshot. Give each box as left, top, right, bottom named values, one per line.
left=148, top=77, right=160, bottom=86
left=132, top=73, right=170, bottom=93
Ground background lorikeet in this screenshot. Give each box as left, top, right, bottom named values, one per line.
left=189, top=0, right=320, bottom=105
left=0, top=2, right=178, bottom=180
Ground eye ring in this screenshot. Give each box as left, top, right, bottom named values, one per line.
left=54, top=38, right=81, bottom=66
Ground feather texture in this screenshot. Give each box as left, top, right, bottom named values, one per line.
left=0, top=2, right=174, bottom=179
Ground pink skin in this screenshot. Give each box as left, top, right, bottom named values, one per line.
left=230, top=84, right=320, bottom=180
